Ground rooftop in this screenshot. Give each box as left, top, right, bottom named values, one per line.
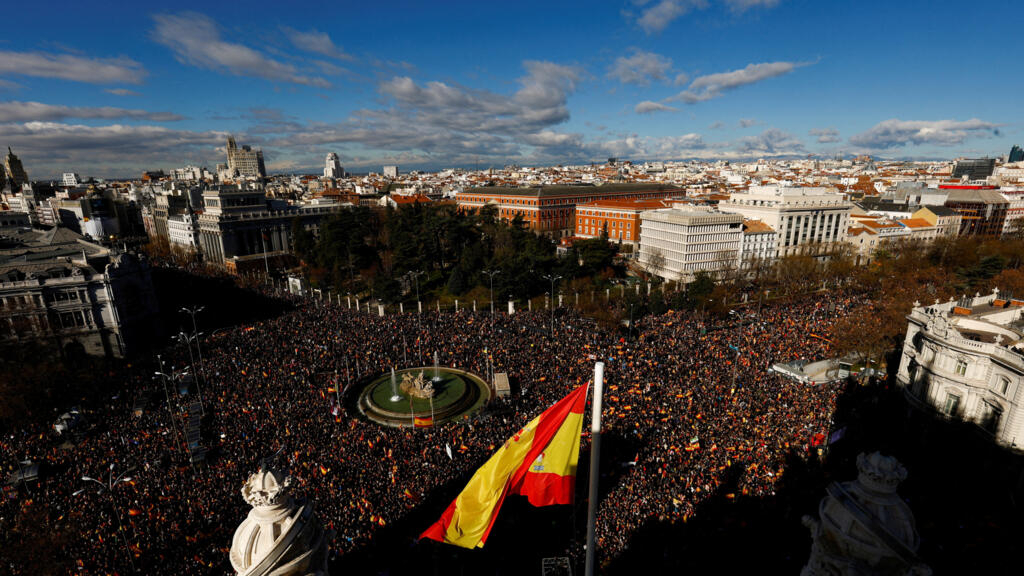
left=463, top=183, right=681, bottom=198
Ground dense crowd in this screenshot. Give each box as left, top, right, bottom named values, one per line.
left=1, top=288, right=860, bottom=574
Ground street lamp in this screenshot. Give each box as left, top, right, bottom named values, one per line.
left=76, top=464, right=137, bottom=573
left=542, top=274, right=562, bottom=336
left=179, top=306, right=206, bottom=404
left=179, top=306, right=205, bottom=369
left=177, top=331, right=205, bottom=413
left=482, top=269, right=500, bottom=316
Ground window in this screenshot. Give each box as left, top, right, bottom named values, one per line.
left=942, top=393, right=961, bottom=416
left=998, top=377, right=1010, bottom=396
left=955, top=360, right=968, bottom=376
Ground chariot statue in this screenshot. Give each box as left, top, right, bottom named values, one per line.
left=400, top=370, right=436, bottom=399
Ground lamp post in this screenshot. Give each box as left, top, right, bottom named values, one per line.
left=542, top=274, right=562, bottom=336
left=482, top=269, right=500, bottom=316
left=177, top=331, right=205, bottom=414
left=154, top=360, right=192, bottom=470
left=75, top=464, right=136, bottom=573
left=179, top=306, right=205, bottom=401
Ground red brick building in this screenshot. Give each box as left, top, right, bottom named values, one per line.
left=456, top=184, right=681, bottom=238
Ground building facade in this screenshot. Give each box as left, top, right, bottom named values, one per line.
left=226, top=137, right=267, bottom=179
left=896, top=291, right=1024, bottom=451
left=0, top=228, right=159, bottom=358
left=941, top=186, right=1008, bottom=237
left=457, top=184, right=680, bottom=238
left=718, top=185, right=851, bottom=258
left=912, top=206, right=961, bottom=237
left=573, top=198, right=669, bottom=245
left=4, top=147, right=29, bottom=189
left=324, top=153, right=343, bottom=178
left=637, top=208, right=743, bottom=281
left=167, top=212, right=200, bottom=248
left=197, top=185, right=344, bottom=271
left=952, top=158, right=996, bottom=181
left=740, top=219, right=777, bottom=271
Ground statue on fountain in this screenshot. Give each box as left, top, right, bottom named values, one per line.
left=400, top=370, right=436, bottom=399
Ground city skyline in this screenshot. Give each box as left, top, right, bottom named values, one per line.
left=0, top=0, right=1019, bottom=178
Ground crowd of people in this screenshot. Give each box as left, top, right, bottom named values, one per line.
left=1, top=286, right=863, bottom=574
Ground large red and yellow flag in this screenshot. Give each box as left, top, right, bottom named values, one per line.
left=420, top=384, right=588, bottom=548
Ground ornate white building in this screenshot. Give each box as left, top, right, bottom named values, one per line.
left=896, top=290, right=1024, bottom=450
left=719, top=185, right=851, bottom=258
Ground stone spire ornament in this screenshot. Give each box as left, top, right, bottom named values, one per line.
left=230, top=466, right=330, bottom=575
left=802, top=452, right=931, bottom=576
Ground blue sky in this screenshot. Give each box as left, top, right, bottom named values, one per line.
left=0, top=0, right=1018, bottom=178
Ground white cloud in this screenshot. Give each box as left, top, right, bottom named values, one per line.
left=673, top=61, right=804, bottom=103
left=104, top=89, right=139, bottom=97
left=723, top=0, right=780, bottom=12
left=151, top=13, right=330, bottom=88
left=673, top=72, right=690, bottom=86
left=262, top=61, right=584, bottom=166
left=633, top=0, right=780, bottom=34
left=849, top=119, right=1001, bottom=150
left=809, top=127, right=840, bottom=143
left=0, top=121, right=226, bottom=177
left=0, top=101, right=182, bottom=123
left=635, top=0, right=707, bottom=34
left=635, top=101, right=677, bottom=114
left=738, top=118, right=758, bottom=128
left=0, top=50, right=146, bottom=85
left=282, top=27, right=354, bottom=61
left=608, top=49, right=673, bottom=85
left=734, top=128, right=805, bottom=156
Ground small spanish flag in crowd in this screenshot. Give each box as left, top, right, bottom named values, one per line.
left=420, top=384, right=588, bottom=549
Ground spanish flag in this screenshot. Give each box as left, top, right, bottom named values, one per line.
left=414, top=416, right=433, bottom=428
left=420, top=384, right=588, bottom=548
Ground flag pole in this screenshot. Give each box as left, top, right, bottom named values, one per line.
left=584, top=361, right=605, bottom=576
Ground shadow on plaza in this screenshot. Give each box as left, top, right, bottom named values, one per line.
left=606, top=380, right=1024, bottom=575
left=329, top=377, right=1024, bottom=575
left=151, top=267, right=293, bottom=344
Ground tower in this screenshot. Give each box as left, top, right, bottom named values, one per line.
left=5, top=147, right=29, bottom=189
left=324, top=152, right=343, bottom=179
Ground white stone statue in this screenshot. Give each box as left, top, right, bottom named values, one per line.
left=230, top=467, right=330, bottom=576
left=802, top=452, right=931, bottom=576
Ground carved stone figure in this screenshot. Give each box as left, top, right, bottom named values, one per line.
left=400, top=370, right=436, bottom=399
left=230, top=467, right=329, bottom=576
left=802, top=453, right=930, bottom=576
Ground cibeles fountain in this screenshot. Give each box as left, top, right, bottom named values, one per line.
left=802, top=452, right=931, bottom=576
left=230, top=467, right=330, bottom=576
left=356, top=351, right=491, bottom=428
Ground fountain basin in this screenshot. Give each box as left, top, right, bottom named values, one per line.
left=357, top=367, right=491, bottom=428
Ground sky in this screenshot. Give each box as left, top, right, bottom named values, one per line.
left=0, top=0, right=1019, bottom=178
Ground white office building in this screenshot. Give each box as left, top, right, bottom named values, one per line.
left=383, top=165, right=398, bottom=179
left=638, top=208, right=743, bottom=282
left=897, top=290, right=1024, bottom=451
left=167, top=213, right=200, bottom=248
left=62, top=172, right=81, bottom=187
left=324, top=153, right=344, bottom=179
left=718, top=185, right=851, bottom=258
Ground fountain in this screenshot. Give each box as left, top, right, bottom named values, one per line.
left=432, top=351, right=442, bottom=384
left=389, top=367, right=402, bottom=402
